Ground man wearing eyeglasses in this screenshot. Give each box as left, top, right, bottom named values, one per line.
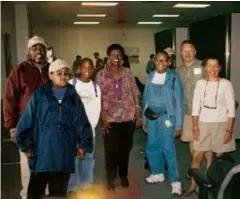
left=3, top=36, right=50, bottom=199
left=182, top=58, right=236, bottom=196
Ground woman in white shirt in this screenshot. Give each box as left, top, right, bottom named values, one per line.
left=183, top=58, right=236, bottom=196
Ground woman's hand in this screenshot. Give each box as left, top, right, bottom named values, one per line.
left=136, top=119, right=143, bottom=128
left=223, top=130, right=232, bottom=144
left=100, top=117, right=111, bottom=136
left=193, top=126, right=200, bottom=141
left=135, top=106, right=142, bottom=127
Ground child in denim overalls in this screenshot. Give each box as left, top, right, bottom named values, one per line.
left=142, top=52, right=184, bottom=196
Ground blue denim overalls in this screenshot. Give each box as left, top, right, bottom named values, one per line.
left=146, top=81, right=179, bottom=182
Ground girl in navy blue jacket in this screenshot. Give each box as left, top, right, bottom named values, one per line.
left=15, top=59, right=93, bottom=199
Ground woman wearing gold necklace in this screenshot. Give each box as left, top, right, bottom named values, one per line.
left=183, top=58, right=236, bottom=196
left=96, top=44, right=142, bottom=191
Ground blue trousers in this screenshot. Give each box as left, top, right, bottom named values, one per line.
left=146, top=114, right=179, bottom=182
left=67, top=151, right=95, bottom=191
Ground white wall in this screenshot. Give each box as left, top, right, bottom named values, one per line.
left=1, top=2, right=17, bottom=97
left=15, top=3, right=29, bottom=63
left=175, top=27, right=188, bottom=67
left=231, top=13, right=240, bottom=139
left=33, top=26, right=159, bottom=83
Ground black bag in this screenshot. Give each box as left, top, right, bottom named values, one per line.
left=207, top=154, right=238, bottom=197
left=144, top=107, right=161, bottom=120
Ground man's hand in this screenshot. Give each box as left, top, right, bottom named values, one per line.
left=77, top=148, right=85, bottom=160
left=24, top=150, right=33, bottom=158
left=142, top=124, right=147, bottom=133
left=193, top=127, right=200, bottom=141
left=174, top=129, right=182, bottom=137
left=223, top=130, right=232, bottom=144
left=10, top=128, right=16, bottom=142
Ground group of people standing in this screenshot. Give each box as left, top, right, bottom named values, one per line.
left=3, top=36, right=141, bottom=198
left=142, top=40, right=236, bottom=196
left=3, top=35, right=236, bottom=199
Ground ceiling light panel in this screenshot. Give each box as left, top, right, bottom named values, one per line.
left=77, top=14, right=106, bottom=17
left=174, top=4, right=210, bottom=8
left=137, top=22, right=162, bottom=25
left=81, top=2, right=118, bottom=6
left=153, top=14, right=180, bottom=17
left=73, top=22, right=100, bottom=25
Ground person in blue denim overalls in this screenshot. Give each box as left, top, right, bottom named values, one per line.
left=142, top=51, right=184, bottom=196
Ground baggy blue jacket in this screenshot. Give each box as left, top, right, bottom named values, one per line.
left=15, top=81, right=93, bottom=173
left=142, top=69, right=184, bottom=129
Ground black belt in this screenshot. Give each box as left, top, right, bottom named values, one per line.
left=144, top=107, right=167, bottom=120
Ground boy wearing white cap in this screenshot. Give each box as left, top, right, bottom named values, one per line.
left=15, top=59, right=93, bottom=199
left=3, top=35, right=49, bottom=199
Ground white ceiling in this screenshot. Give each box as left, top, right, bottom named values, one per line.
left=26, top=1, right=240, bottom=28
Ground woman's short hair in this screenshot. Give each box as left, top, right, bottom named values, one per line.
left=107, top=44, right=125, bottom=56
left=202, top=57, right=221, bottom=68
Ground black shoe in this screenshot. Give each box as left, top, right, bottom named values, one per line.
left=144, top=161, right=151, bottom=171
left=120, top=176, right=129, bottom=188
left=107, top=180, right=115, bottom=190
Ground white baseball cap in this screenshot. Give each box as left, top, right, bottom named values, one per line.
left=49, top=59, right=72, bottom=74
left=28, top=36, right=46, bottom=49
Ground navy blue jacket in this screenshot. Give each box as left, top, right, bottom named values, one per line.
left=15, top=81, right=93, bottom=173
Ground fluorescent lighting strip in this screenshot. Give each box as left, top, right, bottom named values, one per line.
left=174, top=4, right=210, bottom=8
left=77, top=14, right=106, bottom=17
left=73, top=22, right=100, bottom=25
left=153, top=14, right=180, bottom=17
left=81, top=2, right=118, bottom=6
left=138, top=22, right=162, bottom=25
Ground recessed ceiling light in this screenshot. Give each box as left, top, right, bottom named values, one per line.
left=153, top=14, right=180, bottom=17
left=137, top=22, right=162, bottom=25
left=174, top=3, right=210, bottom=8
left=81, top=2, right=118, bottom=6
left=77, top=14, right=106, bottom=17
left=73, top=22, right=100, bottom=25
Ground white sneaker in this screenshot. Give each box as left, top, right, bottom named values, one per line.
left=145, top=174, right=165, bottom=183
left=171, top=182, right=182, bottom=195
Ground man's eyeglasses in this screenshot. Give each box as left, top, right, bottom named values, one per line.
left=203, top=80, right=219, bottom=109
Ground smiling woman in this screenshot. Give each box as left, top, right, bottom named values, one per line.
left=96, top=43, right=142, bottom=191
left=184, top=57, right=237, bottom=196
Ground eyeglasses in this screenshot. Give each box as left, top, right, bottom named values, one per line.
left=203, top=80, right=219, bottom=109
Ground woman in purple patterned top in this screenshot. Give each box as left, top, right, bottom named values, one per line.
left=96, top=44, right=142, bottom=191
